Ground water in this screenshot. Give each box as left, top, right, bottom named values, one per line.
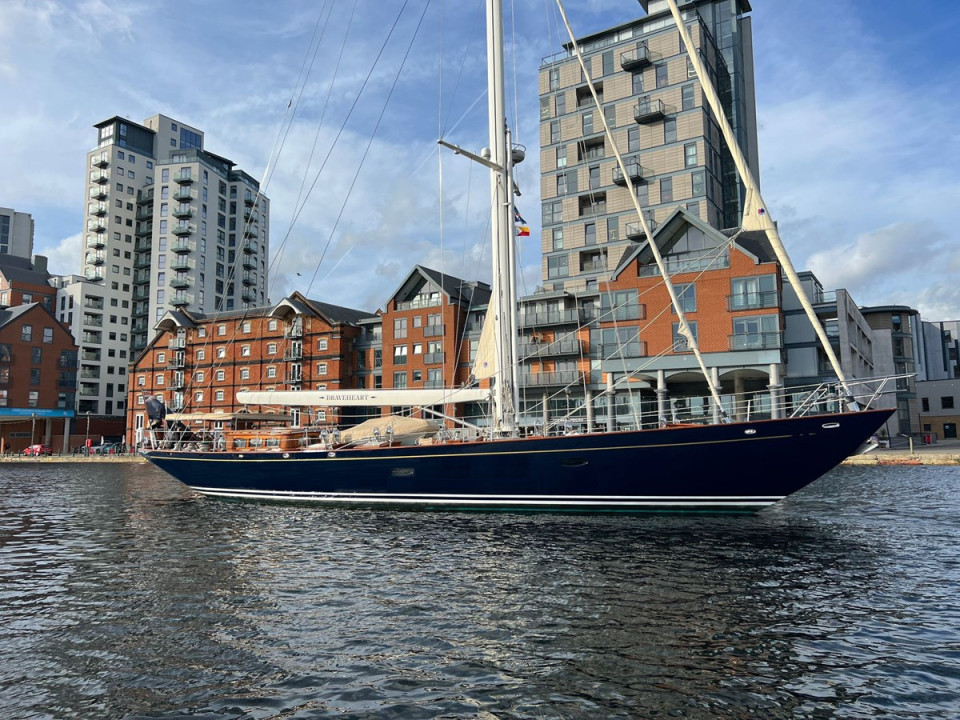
left=1, top=463, right=958, bottom=719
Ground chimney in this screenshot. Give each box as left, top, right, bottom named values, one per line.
left=32, top=254, right=48, bottom=274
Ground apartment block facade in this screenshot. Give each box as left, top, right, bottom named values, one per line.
left=538, top=0, right=757, bottom=293
left=0, top=207, right=35, bottom=259
left=81, top=113, right=269, bottom=416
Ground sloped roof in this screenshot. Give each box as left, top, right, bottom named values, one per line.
left=391, top=265, right=491, bottom=309
left=722, top=229, right=777, bottom=264
left=302, top=298, right=376, bottom=326
left=0, top=255, right=52, bottom=287
left=0, top=303, right=38, bottom=329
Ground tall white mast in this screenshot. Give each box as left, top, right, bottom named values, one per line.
left=486, top=0, right=519, bottom=433
left=664, top=0, right=859, bottom=410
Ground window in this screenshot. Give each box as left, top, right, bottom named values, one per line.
left=43, top=327, right=54, bottom=344
left=556, top=174, right=568, bottom=196
left=547, top=254, right=569, bottom=279
left=394, top=318, right=407, bottom=338
left=241, top=320, right=251, bottom=334
left=156, top=373, right=165, bottom=386
left=266, top=367, right=276, bottom=379
left=268, top=319, right=278, bottom=331
left=197, top=349, right=205, bottom=361
left=550, top=121, right=560, bottom=144
left=217, top=324, right=226, bottom=336
left=632, top=72, right=643, bottom=95
left=215, top=390, right=224, bottom=402
left=664, top=118, right=677, bottom=143
left=195, top=391, right=204, bottom=403
left=549, top=67, right=559, bottom=90
left=732, top=315, right=780, bottom=350
left=660, top=177, right=673, bottom=203
left=582, top=110, right=593, bottom=135
left=692, top=170, right=706, bottom=196
left=604, top=104, right=616, bottom=129
left=394, top=345, right=408, bottom=365
left=552, top=228, right=564, bottom=250
left=589, top=165, right=600, bottom=189
left=540, top=97, right=551, bottom=120
left=556, top=145, right=567, bottom=168
left=543, top=201, right=563, bottom=226
left=217, top=347, right=226, bottom=358
left=240, top=368, right=250, bottom=380
left=393, top=371, right=408, bottom=389
left=216, top=370, right=225, bottom=381
left=241, top=345, right=251, bottom=357
left=555, top=92, right=566, bottom=116
left=656, top=63, right=668, bottom=88
left=196, top=371, right=205, bottom=382
left=267, top=342, right=277, bottom=354
left=682, top=84, right=695, bottom=110
left=942, top=396, right=955, bottom=410
left=602, top=50, right=613, bottom=76
left=684, top=143, right=698, bottom=168
left=730, top=275, right=777, bottom=310
left=584, top=223, right=596, bottom=246
left=317, top=338, right=328, bottom=351
left=627, top=126, right=640, bottom=153
left=675, top=283, right=696, bottom=313
left=317, top=362, right=328, bottom=375
left=21, top=325, right=32, bottom=341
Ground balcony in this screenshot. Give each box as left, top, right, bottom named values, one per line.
left=286, top=324, right=303, bottom=338
left=242, top=273, right=257, bottom=287
left=91, top=152, right=109, bottom=168
left=519, top=370, right=583, bottom=388
left=423, top=324, right=445, bottom=337
left=86, top=219, right=106, bottom=233
left=84, top=270, right=104, bottom=282
left=169, top=256, right=193, bottom=272
left=285, top=372, right=303, bottom=384
left=82, top=314, right=103, bottom=328
left=243, top=241, right=259, bottom=254
left=80, top=368, right=101, bottom=379
left=135, top=207, right=153, bottom=221
left=625, top=219, right=658, bottom=240
left=243, top=210, right=260, bottom=224
left=620, top=45, right=651, bottom=71
left=242, top=290, right=258, bottom=303
left=728, top=332, right=783, bottom=351
left=423, top=379, right=446, bottom=389
left=170, top=275, right=192, bottom=289
left=612, top=161, right=649, bottom=186
left=518, top=309, right=583, bottom=327
left=78, top=386, right=100, bottom=397
left=519, top=337, right=582, bottom=358
left=727, top=291, right=780, bottom=311
left=87, top=202, right=108, bottom=217
left=171, top=239, right=194, bottom=254
left=134, top=253, right=152, bottom=269
left=172, top=224, right=194, bottom=236
left=592, top=341, right=646, bottom=359
left=243, top=226, right=258, bottom=239
left=243, top=194, right=256, bottom=206
left=283, top=348, right=303, bottom=361
left=580, top=258, right=607, bottom=273
left=172, top=206, right=193, bottom=219
left=135, top=223, right=153, bottom=237
left=89, top=170, right=109, bottom=184
left=424, top=352, right=444, bottom=364
left=132, top=286, right=150, bottom=300
left=173, top=188, right=195, bottom=202
left=173, top=172, right=194, bottom=184
left=85, top=235, right=105, bottom=250
left=89, top=186, right=108, bottom=200
left=80, top=349, right=101, bottom=362
left=83, top=298, right=104, bottom=310
left=171, top=293, right=194, bottom=307
left=85, top=253, right=105, bottom=266
left=634, top=98, right=666, bottom=124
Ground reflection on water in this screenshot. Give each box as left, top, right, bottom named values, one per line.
left=0, top=463, right=958, bottom=718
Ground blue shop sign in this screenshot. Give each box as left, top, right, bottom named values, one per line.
left=0, top=408, right=76, bottom=418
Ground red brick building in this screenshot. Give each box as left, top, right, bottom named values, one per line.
left=0, top=255, right=57, bottom=311
left=126, top=292, right=375, bottom=445
left=0, top=303, right=79, bottom=453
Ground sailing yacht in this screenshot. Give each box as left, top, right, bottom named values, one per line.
left=141, top=0, right=895, bottom=511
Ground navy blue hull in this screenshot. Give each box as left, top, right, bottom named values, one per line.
left=142, top=408, right=894, bottom=512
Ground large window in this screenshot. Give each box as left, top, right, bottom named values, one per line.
left=730, top=275, right=778, bottom=310
left=547, top=254, right=569, bottom=279
left=732, top=315, right=780, bottom=350
left=393, top=345, right=408, bottom=365
left=674, top=283, right=696, bottom=313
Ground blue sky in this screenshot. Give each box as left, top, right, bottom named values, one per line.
left=2, top=0, right=959, bottom=320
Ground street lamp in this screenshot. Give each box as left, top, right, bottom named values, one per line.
left=31, top=413, right=36, bottom=448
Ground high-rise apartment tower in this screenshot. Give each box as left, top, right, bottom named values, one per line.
left=538, top=0, right=758, bottom=291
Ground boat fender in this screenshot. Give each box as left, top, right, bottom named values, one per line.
left=744, top=429, right=756, bottom=435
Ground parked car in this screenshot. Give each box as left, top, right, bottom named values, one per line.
left=22, top=444, right=52, bottom=456
left=91, top=442, right=125, bottom=455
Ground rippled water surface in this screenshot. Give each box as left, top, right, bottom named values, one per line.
left=1, top=462, right=958, bottom=719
